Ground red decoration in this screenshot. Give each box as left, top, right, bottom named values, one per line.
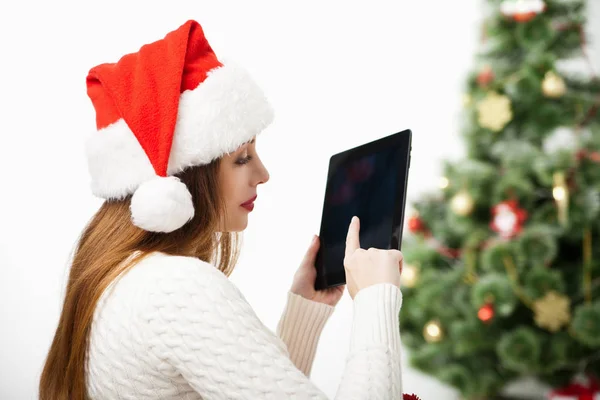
left=403, top=394, right=421, bottom=400
left=477, top=66, right=494, bottom=87
left=576, top=150, right=600, bottom=163
left=490, top=200, right=528, bottom=239
left=512, top=11, right=540, bottom=23
left=549, top=374, right=599, bottom=400
left=408, top=216, right=425, bottom=233
left=500, top=0, right=546, bottom=23
left=478, top=303, right=495, bottom=323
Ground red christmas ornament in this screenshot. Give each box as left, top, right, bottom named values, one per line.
left=477, top=66, right=494, bottom=87
left=549, top=374, right=599, bottom=400
left=577, top=150, right=600, bottom=163
left=403, top=394, right=421, bottom=400
left=408, top=216, right=425, bottom=233
left=500, top=0, right=546, bottom=23
left=490, top=200, right=528, bottom=239
left=478, top=303, right=495, bottom=323
left=512, top=11, right=539, bottom=22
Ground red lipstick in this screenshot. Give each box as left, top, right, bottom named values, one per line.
left=241, top=195, right=257, bottom=212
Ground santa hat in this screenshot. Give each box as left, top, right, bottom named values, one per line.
left=85, top=19, right=274, bottom=233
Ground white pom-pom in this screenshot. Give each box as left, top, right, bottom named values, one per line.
left=130, top=176, right=194, bottom=233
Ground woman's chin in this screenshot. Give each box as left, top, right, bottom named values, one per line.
left=228, top=213, right=249, bottom=232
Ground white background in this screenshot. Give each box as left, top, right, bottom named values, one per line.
left=1, top=1, right=598, bottom=399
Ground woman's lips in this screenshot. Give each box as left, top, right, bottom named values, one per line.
left=241, top=195, right=257, bottom=212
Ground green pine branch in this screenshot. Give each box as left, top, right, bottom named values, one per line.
left=401, top=0, right=600, bottom=398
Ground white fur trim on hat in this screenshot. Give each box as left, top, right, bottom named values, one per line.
left=130, top=176, right=194, bottom=233
left=85, top=119, right=157, bottom=200
left=168, top=60, right=274, bottom=175
left=85, top=60, right=274, bottom=200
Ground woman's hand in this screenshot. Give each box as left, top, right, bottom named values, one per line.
left=290, top=235, right=345, bottom=307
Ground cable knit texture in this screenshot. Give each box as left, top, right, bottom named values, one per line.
left=86, top=251, right=404, bottom=399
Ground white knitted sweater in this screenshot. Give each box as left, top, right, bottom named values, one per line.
left=86, top=251, right=404, bottom=399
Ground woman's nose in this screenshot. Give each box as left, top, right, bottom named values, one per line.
left=257, top=158, right=270, bottom=185
left=260, top=164, right=270, bottom=185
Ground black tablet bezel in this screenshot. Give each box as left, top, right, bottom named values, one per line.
left=314, top=129, right=412, bottom=291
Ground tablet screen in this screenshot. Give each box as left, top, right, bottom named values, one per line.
left=319, top=145, right=401, bottom=280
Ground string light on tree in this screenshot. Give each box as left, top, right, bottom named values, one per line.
left=553, top=172, right=569, bottom=226
left=542, top=71, right=567, bottom=98
left=477, top=91, right=513, bottom=132
left=423, top=320, right=444, bottom=343
left=552, top=181, right=567, bottom=201
left=451, top=190, right=475, bottom=216
left=500, top=0, right=546, bottom=22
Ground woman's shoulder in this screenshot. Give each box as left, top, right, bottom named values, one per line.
left=122, top=251, right=232, bottom=293
left=119, top=252, right=255, bottom=329
left=95, top=251, right=231, bottom=310
left=97, top=251, right=245, bottom=326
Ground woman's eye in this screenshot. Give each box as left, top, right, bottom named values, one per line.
left=235, top=155, right=253, bottom=165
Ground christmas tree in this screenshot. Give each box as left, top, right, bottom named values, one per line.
left=400, top=0, right=600, bottom=399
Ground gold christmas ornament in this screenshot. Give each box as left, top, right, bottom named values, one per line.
left=439, top=176, right=450, bottom=190
left=533, top=291, right=571, bottom=332
left=542, top=71, right=566, bottom=98
left=451, top=190, right=475, bottom=216
left=477, top=91, right=513, bottom=132
left=423, top=319, right=444, bottom=343
left=553, top=171, right=569, bottom=226
left=401, top=263, right=419, bottom=288
left=463, top=93, right=473, bottom=107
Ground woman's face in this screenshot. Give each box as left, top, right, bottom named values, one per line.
left=218, top=137, right=270, bottom=232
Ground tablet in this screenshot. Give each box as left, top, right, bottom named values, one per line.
left=314, top=129, right=412, bottom=291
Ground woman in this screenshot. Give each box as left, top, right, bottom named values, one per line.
left=39, top=19, right=408, bottom=400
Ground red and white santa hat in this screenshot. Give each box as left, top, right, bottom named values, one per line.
left=85, top=20, right=274, bottom=233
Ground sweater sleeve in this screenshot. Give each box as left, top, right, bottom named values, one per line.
left=144, top=257, right=403, bottom=400
left=276, top=291, right=335, bottom=377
